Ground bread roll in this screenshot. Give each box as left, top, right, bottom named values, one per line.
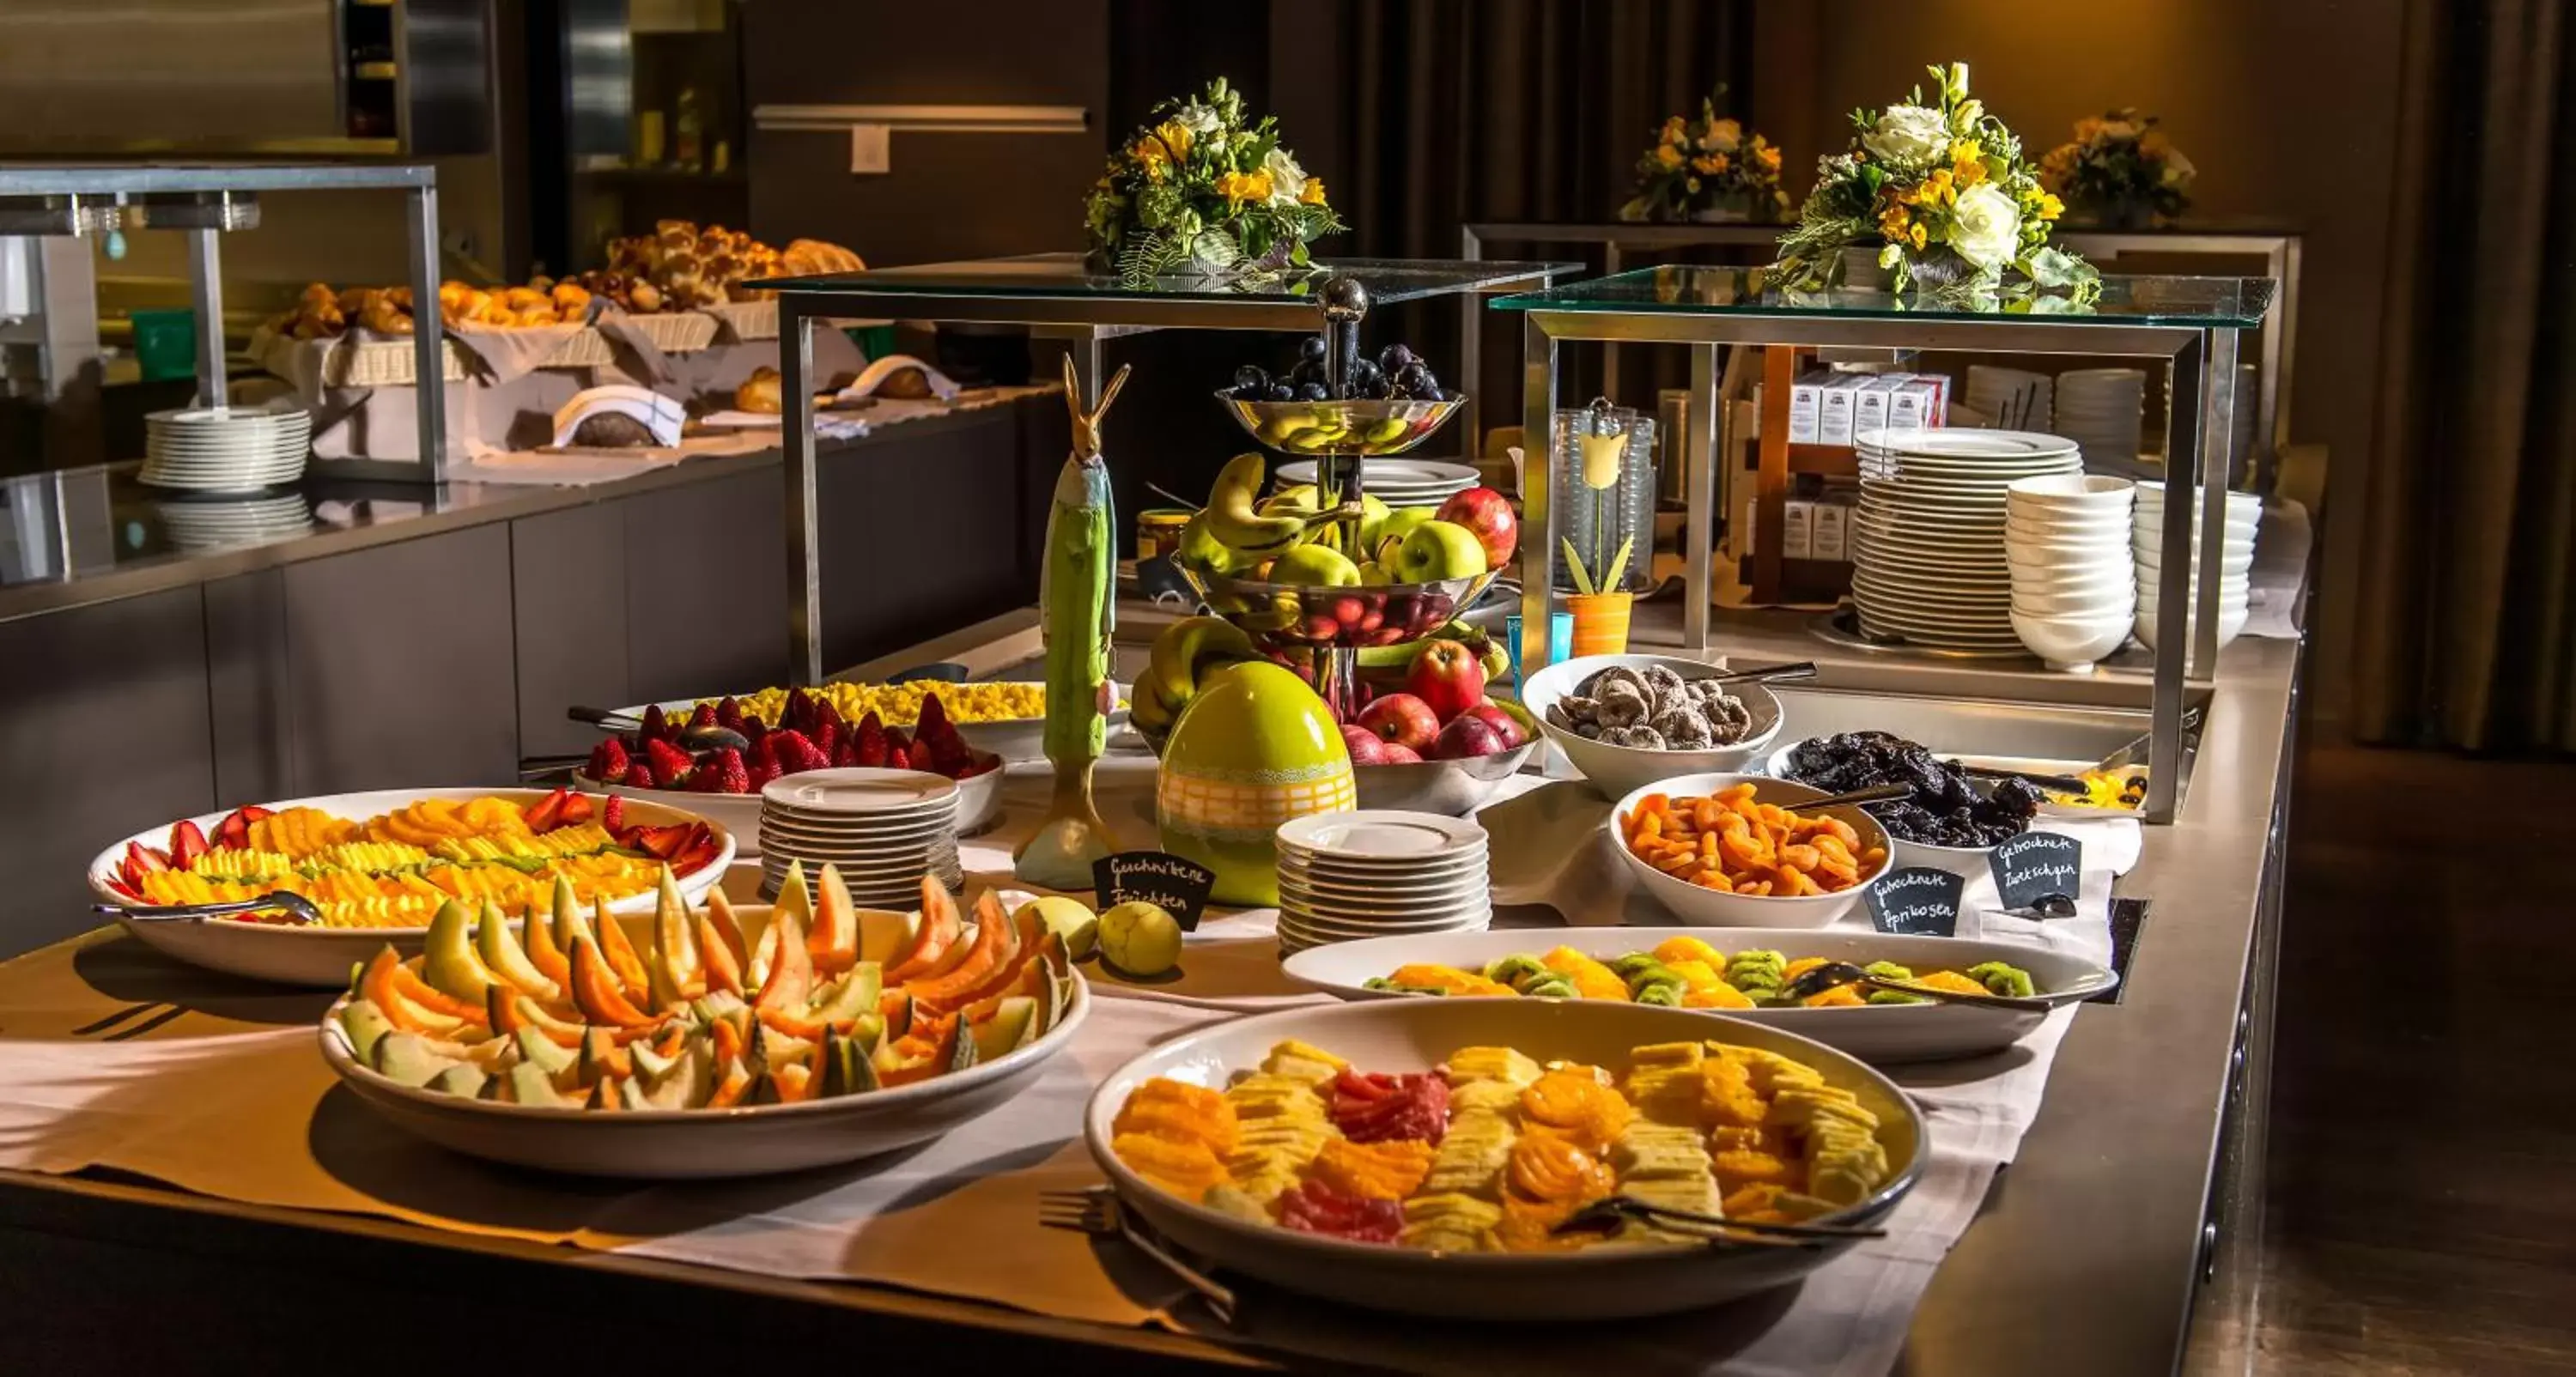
left=735, top=366, right=784, bottom=415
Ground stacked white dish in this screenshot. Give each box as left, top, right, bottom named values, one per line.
left=2004, top=474, right=2136, bottom=671
left=1963, top=365, right=2053, bottom=431
left=2132, top=482, right=2260, bottom=651
left=757, top=768, right=963, bottom=906
left=140, top=406, right=311, bottom=493
left=1849, top=428, right=2081, bottom=652
left=1274, top=458, right=1477, bottom=510
left=1273, top=810, right=1491, bottom=955
left=2052, top=369, right=2148, bottom=477
left=155, top=493, right=316, bottom=551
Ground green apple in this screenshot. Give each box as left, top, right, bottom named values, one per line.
left=1358, top=561, right=1394, bottom=585
left=1394, top=519, right=1492, bottom=583
left=1374, top=507, right=1436, bottom=560
left=1356, top=494, right=1394, bottom=549
left=1271, top=543, right=1362, bottom=587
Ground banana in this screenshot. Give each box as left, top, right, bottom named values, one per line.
left=1202, top=452, right=1312, bottom=558
left=1134, top=616, right=1258, bottom=750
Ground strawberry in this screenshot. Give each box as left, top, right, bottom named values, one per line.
left=527, top=786, right=569, bottom=831
left=768, top=729, right=828, bottom=775
left=812, top=713, right=840, bottom=762
left=908, top=739, right=936, bottom=772
left=832, top=734, right=860, bottom=767
left=602, top=794, right=628, bottom=837
left=640, top=703, right=671, bottom=743
left=211, top=804, right=272, bottom=851
left=854, top=711, right=888, bottom=768
left=714, top=695, right=747, bottom=733
left=746, top=758, right=781, bottom=791
left=702, top=747, right=750, bottom=794
left=688, top=701, right=719, bottom=733
left=558, top=792, right=596, bottom=826
left=916, top=694, right=975, bottom=774
left=120, top=840, right=170, bottom=892
left=645, top=737, right=696, bottom=789
left=586, top=737, right=630, bottom=783
left=624, top=760, right=655, bottom=789
left=167, top=819, right=210, bottom=870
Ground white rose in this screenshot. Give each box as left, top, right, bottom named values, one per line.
left=1863, top=105, right=1949, bottom=166
left=1172, top=102, right=1222, bottom=136
left=1949, top=183, right=2022, bottom=270
left=1262, top=147, right=1308, bottom=207
left=2161, top=149, right=2197, bottom=185
left=1951, top=99, right=1984, bottom=132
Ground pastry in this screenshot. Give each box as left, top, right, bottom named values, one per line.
left=734, top=367, right=783, bottom=415
left=568, top=412, right=659, bottom=448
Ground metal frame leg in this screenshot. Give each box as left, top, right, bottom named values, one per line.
left=2193, top=328, right=2239, bottom=677
left=1458, top=227, right=1482, bottom=457
left=2145, top=331, right=2205, bottom=823
left=1518, top=316, right=1558, bottom=681
left=784, top=300, right=823, bottom=686
left=185, top=228, right=227, bottom=410
left=405, top=184, right=445, bottom=477
left=1683, top=343, right=1717, bottom=653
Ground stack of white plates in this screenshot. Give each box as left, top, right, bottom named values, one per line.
left=155, top=494, right=316, bottom=552
left=1964, top=365, right=2053, bottom=431
left=2132, top=482, right=2259, bottom=651
left=757, top=768, right=963, bottom=907
left=2053, top=369, right=2148, bottom=477
left=1273, top=810, right=1490, bottom=955
left=1848, top=428, right=2082, bottom=652
left=1274, top=458, right=1478, bottom=510
left=140, top=407, right=310, bottom=493
left=2005, top=474, right=2136, bottom=670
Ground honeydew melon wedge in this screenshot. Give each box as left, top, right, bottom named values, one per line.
left=514, top=1025, right=575, bottom=1077
left=510, top=1062, right=573, bottom=1106
left=969, top=997, right=1037, bottom=1063
left=337, top=1000, right=394, bottom=1065
left=422, top=900, right=501, bottom=1004
left=775, top=860, right=812, bottom=929
left=374, top=1031, right=465, bottom=1088
left=428, top=1065, right=489, bottom=1098
left=643, top=1042, right=714, bottom=1109
left=648, top=866, right=702, bottom=1012
left=474, top=901, right=559, bottom=1001
left=856, top=903, right=914, bottom=968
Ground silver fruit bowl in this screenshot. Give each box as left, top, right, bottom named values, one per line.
left=1176, top=560, right=1496, bottom=652
left=1215, top=392, right=1466, bottom=457
left=1351, top=741, right=1538, bottom=816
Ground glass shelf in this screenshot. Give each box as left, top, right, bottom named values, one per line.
left=1492, top=265, right=2275, bottom=330
left=755, top=252, right=1577, bottom=305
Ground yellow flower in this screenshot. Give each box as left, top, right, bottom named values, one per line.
left=1131, top=137, right=1171, bottom=181
left=2028, top=190, right=2064, bottom=221
left=1662, top=116, right=1687, bottom=143
left=1691, top=155, right=1721, bottom=175
left=1755, top=144, right=1782, bottom=171
left=1300, top=177, right=1327, bottom=206
left=1686, top=177, right=1702, bottom=192
left=1153, top=119, right=1195, bottom=160
left=1909, top=222, right=1929, bottom=250
left=1216, top=169, right=1273, bottom=206
left=1655, top=144, right=1684, bottom=170
left=1879, top=204, right=1913, bottom=238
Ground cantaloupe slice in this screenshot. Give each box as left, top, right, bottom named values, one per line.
left=569, top=934, right=658, bottom=1028
left=884, top=877, right=963, bottom=982
left=592, top=896, right=652, bottom=1004
left=905, top=890, right=1021, bottom=1015
left=756, top=908, right=814, bottom=1015
left=359, top=948, right=473, bottom=1038
left=809, top=864, right=860, bottom=974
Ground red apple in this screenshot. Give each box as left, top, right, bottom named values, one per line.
left=1340, top=722, right=1391, bottom=765
left=1356, top=693, right=1440, bottom=751
left=1459, top=701, right=1528, bottom=749
left=1430, top=713, right=1509, bottom=760
left=1435, top=487, right=1519, bottom=572
left=1404, top=639, right=1487, bottom=723
left=1380, top=743, right=1423, bottom=765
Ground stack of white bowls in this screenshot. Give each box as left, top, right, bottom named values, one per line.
left=155, top=493, right=317, bottom=552
left=140, top=406, right=311, bottom=492
left=2054, top=369, right=2149, bottom=477
left=757, top=767, right=963, bottom=906
left=1850, top=428, right=2082, bottom=652
left=2132, top=482, right=2260, bottom=651
left=1964, top=365, right=2053, bottom=431
left=1274, top=458, right=1477, bottom=510
left=1273, top=810, right=1491, bottom=955
left=2004, top=475, right=2137, bottom=671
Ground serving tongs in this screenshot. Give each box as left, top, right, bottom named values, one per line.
left=567, top=704, right=749, bottom=752
left=1553, top=1195, right=1888, bottom=1247
left=1707, top=660, right=1819, bottom=686
left=95, top=893, right=325, bottom=926
left=1777, top=959, right=2054, bottom=1012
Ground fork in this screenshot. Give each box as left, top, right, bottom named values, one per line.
left=1040, top=1187, right=1238, bottom=1325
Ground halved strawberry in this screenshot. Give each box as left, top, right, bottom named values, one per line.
left=167, top=819, right=210, bottom=870
left=526, top=786, right=568, bottom=832
left=557, top=792, right=596, bottom=826
left=210, top=804, right=272, bottom=851
left=586, top=737, right=630, bottom=783
left=644, top=737, right=695, bottom=788
left=812, top=713, right=841, bottom=762
left=701, top=747, right=750, bottom=794
left=118, top=840, right=170, bottom=893
left=854, top=711, right=888, bottom=768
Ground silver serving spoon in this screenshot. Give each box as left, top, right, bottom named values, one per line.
left=567, top=705, right=750, bottom=753
left=97, top=893, right=326, bottom=926
left=1781, top=783, right=1915, bottom=810
left=1706, top=660, right=1819, bottom=685
left=1777, top=959, right=2053, bottom=1012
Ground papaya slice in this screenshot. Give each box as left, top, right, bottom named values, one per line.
left=756, top=908, right=815, bottom=1015
left=884, top=877, right=963, bottom=982
left=388, top=960, right=488, bottom=1025
left=706, top=1055, right=755, bottom=1109
left=592, top=897, right=652, bottom=1005
left=702, top=889, right=750, bottom=973
left=810, top=864, right=860, bottom=975
left=569, top=935, right=658, bottom=1028
left=905, top=890, right=1020, bottom=1015
left=358, top=948, right=472, bottom=1038
left=700, top=914, right=745, bottom=998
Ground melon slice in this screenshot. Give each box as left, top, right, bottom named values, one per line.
left=884, top=877, right=963, bottom=982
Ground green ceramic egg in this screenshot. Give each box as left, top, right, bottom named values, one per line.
left=1156, top=660, right=1356, bottom=907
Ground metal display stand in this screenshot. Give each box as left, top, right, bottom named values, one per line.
left=754, top=252, right=1570, bottom=688
left=1461, top=221, right=2301, bottom=490
left=1492, top=267, right=2277, bottom=823
left=0, top=163, right=447, bottom=478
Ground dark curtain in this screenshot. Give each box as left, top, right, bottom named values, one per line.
left=1315, top=0, right=1756, bottom=412
left=2354, top=0, right=2576, bottom=749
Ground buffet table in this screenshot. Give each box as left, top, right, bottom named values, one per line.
left=0, top=604, right=2297, bottom=1375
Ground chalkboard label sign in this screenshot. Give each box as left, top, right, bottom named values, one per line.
left=1990, top=832, right=2082, bottom=916
left=1866, top=866, right=1964, bottom=937
left=1093, top=852, right=1218, bottom=931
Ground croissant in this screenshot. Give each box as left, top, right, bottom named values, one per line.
left=627, top=280, right=663, bottom=312
left=550, top=282, right=592, bottom=315
left=360, top=294, right=413, bottom=335
left=501, top=286, right=549, bottom=311
left=384, top=286, right=413, bottom=312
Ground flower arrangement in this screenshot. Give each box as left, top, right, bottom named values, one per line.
left=1618, top=96, right=1789, bottom=223
left=2039, top=109, right=2196, bottom=227
left=1771, top=63, right=2098, bottom=307
left=1082, top=78, right=1346, bottom=283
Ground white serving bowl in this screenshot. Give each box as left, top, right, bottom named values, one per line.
left=2009, top=564, right=2136, bottom=595
left=2006, top=473, right=2135, bottom=510
left=1279, top=926, right=2118, bottom=1064
left=2134, top=602, right=2251, bottom=652
left=2010, top=584, right=2136, bottom=617
left=1522, top=653, right=1785, bottom=799
left=1609, top=773, right=1887, bottom=929
left=1084, top=997, right=1924, bottom=1318
left=2006, top=501, right=2130, bottom=527
left=2135, top=548, right=2255, bottom=576
left=321, top=902, right=1090, bottom=1179
left=2012, top=610, right=2136, bottom=670
left=2007, top=517, right=2129, bottom=543
left=89, top=786, right=735, bottom=987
